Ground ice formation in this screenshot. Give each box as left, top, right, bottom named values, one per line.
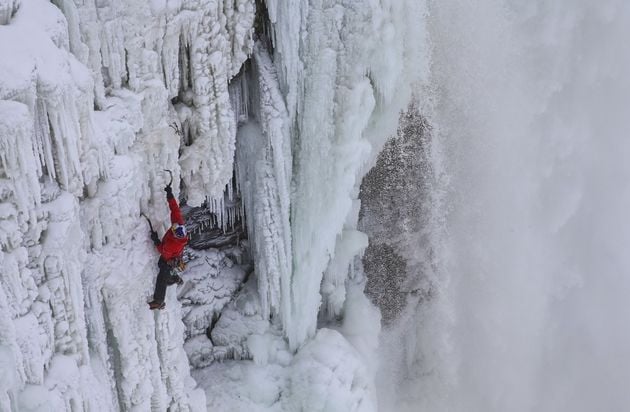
left=0, top=0, right=256, bottom=408
left=235, top=43, right=292, bottom=326
left=0, top=0, right=426, bottom=408
left=270, top=0, right=427, bottom=350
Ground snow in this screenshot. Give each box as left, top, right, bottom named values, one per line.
left=193, top=361, right=286, bottom=412
left=179, top=248, right=246, bottom=340
left=191, top=327, right=377, bottom=412
left=284, top=328, right=376, bottom=412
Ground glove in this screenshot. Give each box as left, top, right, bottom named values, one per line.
left=164, top=185, right=173, bottom=199
left=150, top=231, right=160, bottom=246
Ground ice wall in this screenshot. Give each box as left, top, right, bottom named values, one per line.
left=263, top=0, right=428, bottom=351
left=0, top=0, right=255, bottom=408
left=382, top=1, right=630, bottom=411
left=1, top=0, right=431, bottom=408
left=53, top=0, right=254, bottom=207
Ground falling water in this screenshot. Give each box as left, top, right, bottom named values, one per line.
left=383, top=1, right=630, bottom=411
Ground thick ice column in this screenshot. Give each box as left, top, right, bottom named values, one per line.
left=262, top=0, right=305, bottom=123
left=236, top=44, right=292, bottom=328
left=273, top=0, right=427, bottom=349
left=101, top=266, right=169, bottom=410
left=321, top=227, right=368, bottom=320
left=179, top=36, right=238, bottom=206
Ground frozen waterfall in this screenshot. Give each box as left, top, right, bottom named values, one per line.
left=0, top=0, right=422, bottom=409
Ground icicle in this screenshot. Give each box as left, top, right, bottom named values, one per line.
left=321, top=229, right=368, bottom=320
left=0, top=0, right=19, bottom=25
left=0, top=101, right=41, bottom=224
left=34, top=97, right=56, bottom=181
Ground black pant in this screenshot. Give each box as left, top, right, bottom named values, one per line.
left=153, top=257, right=177, bottom=303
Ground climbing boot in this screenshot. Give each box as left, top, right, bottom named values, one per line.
left=148, top=300, right=165, bottom=310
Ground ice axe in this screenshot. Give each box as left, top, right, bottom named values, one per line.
left=169, top=122, right=182, bottom=137
left=142, top=213, right=161, bottom=245
left=140, top=213, right=155, bottom=233
left=164, top=169, right=173, bottom=188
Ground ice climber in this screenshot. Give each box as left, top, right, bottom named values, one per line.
left=147, top=183, right=188, bottom=310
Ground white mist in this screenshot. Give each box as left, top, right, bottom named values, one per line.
left=384, top=1, right=630, bottom=411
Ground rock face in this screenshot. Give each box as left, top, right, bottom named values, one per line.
left=359, top=103, right=435, bottom=325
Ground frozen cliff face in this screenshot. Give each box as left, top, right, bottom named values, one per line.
left=0, top=0, right=427, bottom=408
left=0, top=0, right=255, bottom=408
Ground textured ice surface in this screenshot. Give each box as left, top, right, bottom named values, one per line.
left=235, top=43, right=292, bottom=329
left=0, top=0, right=425, bottom=409
left=0, top=0, right=255, bottom=407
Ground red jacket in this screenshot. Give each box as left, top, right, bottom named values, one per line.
left=156, top=197, right=188, bottom=260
